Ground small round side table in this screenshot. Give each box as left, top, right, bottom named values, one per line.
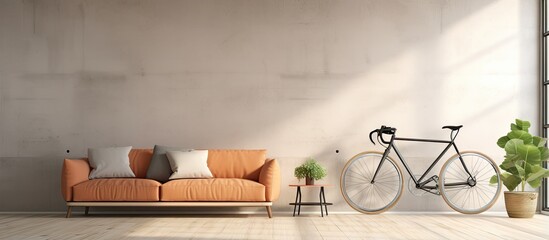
left=289, top=184, right=333, bottom=217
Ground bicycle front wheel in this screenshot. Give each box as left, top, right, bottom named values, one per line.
left=439, top=151, right=501, bottom=214
left=340, top=151, right=403, bottom=214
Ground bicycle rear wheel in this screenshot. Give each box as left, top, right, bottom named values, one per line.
left=340, top=151, right=403, bottom=214
left=439, top=151, right=501, bottom=214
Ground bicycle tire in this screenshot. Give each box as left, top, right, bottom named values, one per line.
left=340, top=151, right=404, bottom=214
left=439, top=151, right=502, bottom=214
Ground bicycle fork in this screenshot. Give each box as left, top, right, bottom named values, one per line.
left=371, top=145, right=392, bottom=184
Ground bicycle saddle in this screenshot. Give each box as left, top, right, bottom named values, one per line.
left=442, top=125, right=463, bottom=130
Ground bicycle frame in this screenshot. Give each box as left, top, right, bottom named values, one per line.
left=371, top=133, right=475, bottom=193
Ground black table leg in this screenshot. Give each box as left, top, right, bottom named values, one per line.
left=297, top=187, right=302, bottom=215
left=321, top=187, right=328, bottom=216
left=293, top=187, right=299, bottom=216
left=319, top=187, right=324, bottom=217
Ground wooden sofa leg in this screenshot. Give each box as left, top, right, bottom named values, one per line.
left=85, top=207, right=89, bottom=215
left=266, top=206, right=272, bottom=218
left=66, top=206, right=72, bottom=218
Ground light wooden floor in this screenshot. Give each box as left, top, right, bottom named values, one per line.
left=0, top=212, right=547, bottom=239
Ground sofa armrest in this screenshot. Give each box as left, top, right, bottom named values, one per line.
left=61, top=158, right=91, bottom=201
left=259, top=159, right=280, bottom=202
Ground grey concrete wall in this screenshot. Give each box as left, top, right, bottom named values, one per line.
left=0, top=0, right=538, bottom=213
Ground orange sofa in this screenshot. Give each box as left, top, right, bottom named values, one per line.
left=61, top=149, right=280, bottom=218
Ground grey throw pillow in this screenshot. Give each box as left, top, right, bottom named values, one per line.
left=88, top=146, right=135, bottom=179
left=146, top=145, right=191, bottom=182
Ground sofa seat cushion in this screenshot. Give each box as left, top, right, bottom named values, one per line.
left=161, top=178, right=266, bottom=201
left=73, top=179, right=161, bottom=201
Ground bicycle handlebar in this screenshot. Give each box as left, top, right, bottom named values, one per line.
left=369, top=125, right=396, bottom=145
left=368, top=129, right=378, bottom=145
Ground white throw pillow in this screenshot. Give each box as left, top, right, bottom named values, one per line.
left=166, top=150, right=213, bottom=179
left=88, top=146, right=135, bottom=179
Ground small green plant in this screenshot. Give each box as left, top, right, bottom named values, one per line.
left=294, top=158, right=327, bottom=180
left=491, top=119, right=549, bottom=191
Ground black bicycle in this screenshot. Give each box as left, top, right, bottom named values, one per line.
left=340, top=125, right=502, bottom=214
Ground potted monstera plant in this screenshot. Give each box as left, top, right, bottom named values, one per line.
left=491, top=119, right=549, bottom=218
left=294, top=158, right=327, bottom=185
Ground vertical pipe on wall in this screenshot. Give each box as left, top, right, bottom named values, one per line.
left=540, top=0, right=548, bottom=212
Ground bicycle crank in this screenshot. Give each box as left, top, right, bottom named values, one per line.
left=408, top=175, right=426, bottom=196
left=408, top=175, right=440, bottom=196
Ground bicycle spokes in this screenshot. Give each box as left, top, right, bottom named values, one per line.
left=439, top=152, right=501, bottom=214
left=341, top=152, right=403, bottom=214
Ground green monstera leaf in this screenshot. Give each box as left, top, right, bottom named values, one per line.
left=514, top=163, right=525, bottom=178
left=489, top=175, right=498, bottom=184
left=507, top=130, right=533, bottom=145
left=504, top=139, right=521, bottom=155
left=533, top=136, right=547, bottom=147
left=497, top=136, right=510, bottom=149
left=518, top=144, right=541, bottom=166
left=540, top=147, right=549, bottom=162
left=500, top=163, right=519, bottom=176
left=500, top=172, right=522, bottom=191
left=526, top=164, right=549, bottom=188
left=503, top=139, right=523, bottom=163
left=512, top=119, right=531, bottom=131
left=500, top=139, right=523, bottom=175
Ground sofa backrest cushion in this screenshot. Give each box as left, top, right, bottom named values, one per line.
left=207, top=149, right=266, bottom=181
left=129, top=149, right=154, bottom=178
